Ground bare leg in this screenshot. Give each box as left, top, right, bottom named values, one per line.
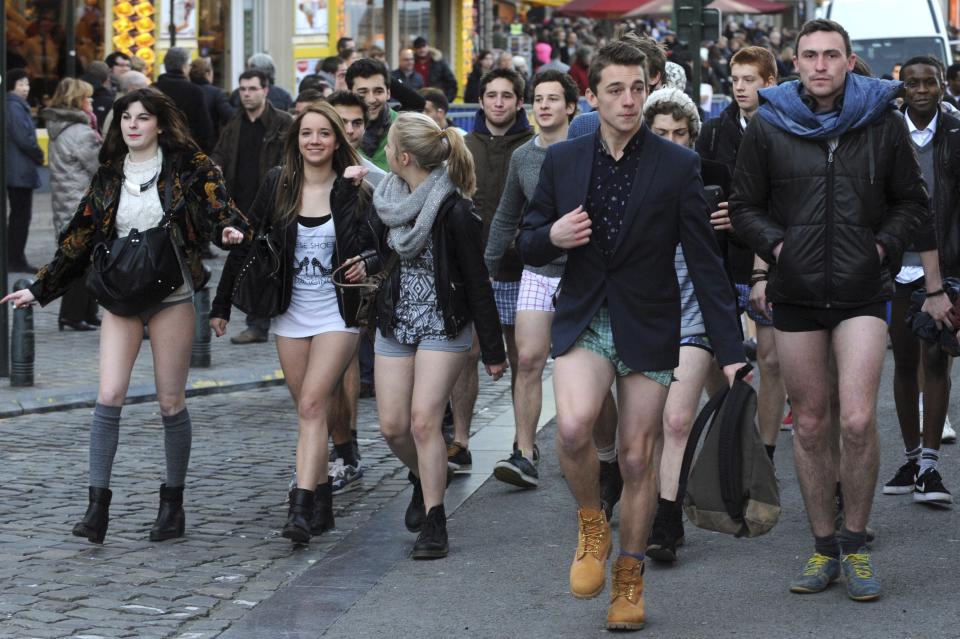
left=755, top=325, right=787, bottom=447
left=513, top=310, right=553, bottom=456
left=411, top=349, right=470, bottom=509
left=775, top=328, right=835, bottom=537
left=376, top=353, right=418, bottom=471
left=889, top=296, right=922, bottom=450
left=97, top=312, right=147, bottom=407
left=451, top=335, right=480, bottom=444
left=659, top=346, right=713, bottom=501
left=615, top=373, right=671, bottom=553
left=147, top=303, right=195, bottom=416
left=554, top=348, right=616, bottom=510
left=832, top=317, right=887, bottom=532
left=330, top=354, right=360, bottom=447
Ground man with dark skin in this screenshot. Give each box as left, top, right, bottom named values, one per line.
left=881, top=57, right=959, bottom=507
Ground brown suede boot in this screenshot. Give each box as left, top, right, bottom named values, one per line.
left=607, top=555, right=645, bottom=630
left=569, top=506, right=611, bottom=599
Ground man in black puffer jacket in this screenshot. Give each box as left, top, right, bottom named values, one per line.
left=731, top=19, right=951, bottom=603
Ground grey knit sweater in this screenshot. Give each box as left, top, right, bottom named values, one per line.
left=484, top=137, right=566, bottom=278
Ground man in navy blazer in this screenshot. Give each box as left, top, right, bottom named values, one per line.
left=517, top=41, right=745, bottom=631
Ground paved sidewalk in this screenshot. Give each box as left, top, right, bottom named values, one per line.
left=0, top=188, right=285, bottom=417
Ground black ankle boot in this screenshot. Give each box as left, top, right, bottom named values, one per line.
left=405, top=472, right=426, bottom=533
left=72, top=486, right=112, bottom=544
left=310, top=482, right=335, bottom=535
left=282, top=488, right=314, bottom=543
left=646, top=497, right=680, bottom=563
left=412, top=504, right=448, bottom=559
left=149, top=484, right=185, bottom=541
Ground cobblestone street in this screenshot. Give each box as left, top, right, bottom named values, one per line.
left=0, top=375, right=517, bottom=638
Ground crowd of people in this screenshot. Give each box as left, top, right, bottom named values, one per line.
left=4, top=13, right=960, bottom=633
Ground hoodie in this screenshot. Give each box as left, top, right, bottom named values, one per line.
left=757, top=73, right=900, bottom=139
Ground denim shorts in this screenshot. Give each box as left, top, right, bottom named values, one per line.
left=573, top=307, right=673, bottom=386
left=374, top=324, right=474, bottom=357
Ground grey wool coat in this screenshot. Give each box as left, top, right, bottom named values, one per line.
left=40, top=107, right=101, bottom=236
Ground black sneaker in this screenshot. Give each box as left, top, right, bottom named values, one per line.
left=599, top=459, right=623, bottom=521
left=913, top=468, right=953, bottom=508
left=447, top=441, right=472, bottom=472
left=405, top=472, right=426, bottom=532
left=512, top=441, right=541, bottom=465
left=645, top=498, right=684, bottom=563
left=411, top=505, right=448, bottom=559
left=493, top=450, right=539, bottom=488
left=882, top=459, right=918, bottom=495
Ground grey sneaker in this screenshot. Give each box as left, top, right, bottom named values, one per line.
left=330, top=459, right=363, bottom=495
left=493, top=450, right=539, bottom=488
left=840, top=549, right=881, bottom=601
left=789, top=553, right=841, bottom=594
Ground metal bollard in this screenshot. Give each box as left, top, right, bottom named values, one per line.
left=10, top=279, right=34, bottom=387
left=191, top=287, right=211, bottom=368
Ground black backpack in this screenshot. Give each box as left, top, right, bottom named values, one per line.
left=679, top=365, right=781, bottom=538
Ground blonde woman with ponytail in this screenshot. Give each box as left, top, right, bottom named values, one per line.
left=370, top=112, right=507, bottom=558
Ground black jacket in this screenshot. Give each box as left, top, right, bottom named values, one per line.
left=211, top=102, right=293, bottom=211
left=211, top=167, right=374, bottom=324
left=368, top=193, right=506, bottom=366
left=422, top=57, right=458, bottom=102
left=903, top=105, right=960, bottom=276
left=730, top=110, right=931, bottom=308
left=697, top=99, right=755, bottom=284
left=193, top=78, right=236, bottom=144
left=156, top=71, right=215, bottom=152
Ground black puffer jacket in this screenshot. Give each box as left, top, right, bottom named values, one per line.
left=368, top=193, right=506, bottom=365
left=211, top=167, right=375, bottom=323
left=912, top=106, right=960, bottom=276
left=730, top=110, right=930, bottom=308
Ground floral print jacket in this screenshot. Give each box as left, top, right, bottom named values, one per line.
left=30, top=150, right=251, bottom=306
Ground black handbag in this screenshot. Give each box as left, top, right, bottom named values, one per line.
left=85, top=212, right=186, bottom=317
left=230, top=219, right=283, bottom=318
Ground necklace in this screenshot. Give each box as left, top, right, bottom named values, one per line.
left=123, top=151, right=162, bottom=197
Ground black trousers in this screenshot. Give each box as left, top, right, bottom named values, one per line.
left=7, top=187, right=33, bottom=266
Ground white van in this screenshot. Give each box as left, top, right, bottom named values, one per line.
left=823, top=0, right=952, bottom=75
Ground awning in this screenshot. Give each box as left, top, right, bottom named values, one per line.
left=525, top=0, right=572, bottom=7
left=623, top=0, right=790, bottom=16
left=557, top=0, right=651, bottom=19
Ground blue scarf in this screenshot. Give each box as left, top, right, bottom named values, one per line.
left=757, top=73, right=900, bottom=139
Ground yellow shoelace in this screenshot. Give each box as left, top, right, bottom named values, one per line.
left=844, top=553, right=874, bottom=579
left=801, top=553, right=834, bottom=576
left=579, top=514, right=606, bottom=557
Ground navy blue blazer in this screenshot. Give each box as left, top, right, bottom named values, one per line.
left=517, top=126, right=744, bottom=371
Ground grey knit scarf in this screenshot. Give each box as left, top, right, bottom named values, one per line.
left=373, top=168, right=455, bottom=259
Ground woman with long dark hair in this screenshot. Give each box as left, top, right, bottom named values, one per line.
left=371, top=112, right=506, bottom=558
left=3, top=88, right=248, bottom=544
left=464, top=49, right=494, bottom=103
left=210, top=102, right=373, bottom=543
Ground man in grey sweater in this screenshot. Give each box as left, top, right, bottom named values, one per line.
left=484, top=71, right=579, bottom=488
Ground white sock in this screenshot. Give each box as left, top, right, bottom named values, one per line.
left=597, top=443, right=617, bottom=463
left=919, top=448, right=940, bottom=475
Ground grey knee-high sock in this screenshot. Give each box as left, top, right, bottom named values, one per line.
left=162, top=408, right=192, bottom=488
left=89, top=403, right=122, bottom=488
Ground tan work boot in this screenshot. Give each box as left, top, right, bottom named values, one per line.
left=569, top=506, right=611, bottom=598
left=607, top=555, right=646, bottom=630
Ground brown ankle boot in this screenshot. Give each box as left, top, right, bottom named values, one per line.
left=569, top=506, right=611, bottom=598
left=607, top=555, right=645, bottom=630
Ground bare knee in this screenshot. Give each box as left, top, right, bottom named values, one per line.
left=157, top=394, right=186, bottom=416
left=379, top=418, right=409, bottom=445
left=792, top=411, right=830, bottom=450
left=618, top=438, right=658, bottom=483
left=98, top=387, right=126, bottom=408
left=516, top=348, right=546, bottom=378
left=297, top=395, right=327, bottom=422
left=556, top=417, right=594, bottom=455
left=840, top=410, right=876, bottom=447
left=757, top=346, right=781, bottom=380
left=410, top=409, right=440, bottom=445
left=662, top=409, right=693, bottom=444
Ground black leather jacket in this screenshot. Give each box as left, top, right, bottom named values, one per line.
left=368, top=193, right=506, bottom=365
left=211, top=166, right=375, bottom=324
left=730, top=110, right=930, bottom=308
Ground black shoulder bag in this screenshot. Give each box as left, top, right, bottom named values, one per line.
left=85, top=177, right=186, bottom=317
left=230, top=212, right=284, bottom=318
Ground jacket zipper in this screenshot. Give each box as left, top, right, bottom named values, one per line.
left=825, top=145, right=835, bottom=308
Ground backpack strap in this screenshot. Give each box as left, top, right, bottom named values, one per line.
left=676, top=385, right=729, bottom=502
